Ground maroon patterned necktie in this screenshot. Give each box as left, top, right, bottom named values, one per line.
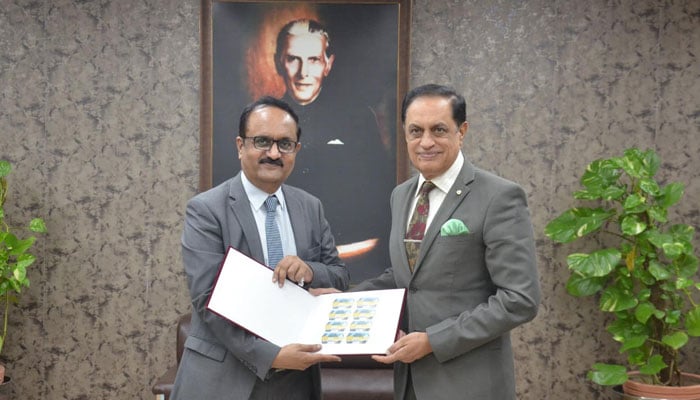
left=405, top=181, right=436, bottom=272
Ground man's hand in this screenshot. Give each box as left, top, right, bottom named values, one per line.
left=271, top=343, right=341, bottom=370
left=272, top=256, right=313, bottom=287
left=371, top=332, right=432, bottom=364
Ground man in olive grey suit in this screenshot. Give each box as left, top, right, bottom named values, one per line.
left=349, top=84, right=541, bottom=399
left=171, top=97, right=348, bottom=400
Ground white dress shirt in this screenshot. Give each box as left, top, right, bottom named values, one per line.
left=241, top=173, right=297, bottom=266
left=407, top=151, right=465, bottom=231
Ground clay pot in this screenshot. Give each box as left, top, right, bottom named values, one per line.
left=622, top=372, right=700, bottom=400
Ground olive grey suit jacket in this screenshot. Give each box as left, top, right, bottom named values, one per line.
left=171, top=173, right=349, bottom=400
left=353, top=157, right=540, bottom=400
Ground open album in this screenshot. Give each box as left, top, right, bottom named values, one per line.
left=206, top=246, right=406, bottom=355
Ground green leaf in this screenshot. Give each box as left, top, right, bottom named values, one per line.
left=622, top=148, right=660, bottom=179
left=666, top=309, right=682, bottom=325
left=676, top=254, right=699, bottom=278
left=647, top=206, right=667, bottom=223
left=575, top=186, right=626, bottom=201
left=620, top=335, right=647, bottom=352
left=623, top=194, right=647, bottom=213
left=606, top=318, right=628, bottom=342
left=621, top=215, right=647, bottom=236
left=565, top=274, right=606, bottom=297
left=687, top=307, right=700, bottom=337
left=619, top=150, right=645, bottom=179
left=646, top=230, right=672, bottom=250
left=13, top=264, right=26, bottom=282
left=633, top=265, right=657, bottom=285
left=9, top=279, right=21, bottom=292
left=588, top=363, right=628, bottom=386
left=670, top=224, right=695, bottom=243
left=662, top=332, right=688, bottom=350
left=627, top=347, right=648, bottom=366
left=634, top=302, right=655, bottom=324
left=636, top=288, right=651, bottom=302
left=9, top=236, right=35, bottom=256
left=639, top=178, right=660, bottom=196
left=676, top=277, right=693, bottom=290
left=662, top=242, right=685, bottom=259
left=639, top=354, right=666, bottom=375
left=602, top=186, right=627, bottom=200
left=29, top=218, right=46, bottom=233
left=15, top=253, right=36, bottom=270
left=567, top=249, right=621, bottom=277
left=544, top=208, right=614, bottom=243
left=600, top=286, right=637, bottom=312
left=640, top=149, right=660, bottom=177
left=3, top=231, right=18, bottom=247
left=581, top=159, right=623, bottom=192
left=658, top=182, right=684, bottom=208
left=648, top=260, right=671, bottom=281
left=572, top=189, right=598, bottom=200
left=0, top=161, right=10, bottom=178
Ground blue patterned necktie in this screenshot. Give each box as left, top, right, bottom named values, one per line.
left=264, top=195, right=284, bottom=268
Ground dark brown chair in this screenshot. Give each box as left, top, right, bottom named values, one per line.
left=152, top=313, right=191, bottom=399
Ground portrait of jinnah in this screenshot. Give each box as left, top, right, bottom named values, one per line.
left=212, top=2, right=400, bottom=282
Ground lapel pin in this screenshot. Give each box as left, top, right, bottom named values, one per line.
left=456, top=190, right=462, bottom=196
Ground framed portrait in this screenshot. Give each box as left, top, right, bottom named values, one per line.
left=199, top=0, right=411, bottom=283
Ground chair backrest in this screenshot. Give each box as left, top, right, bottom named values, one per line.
left=176, top=313, right=192, bottom=363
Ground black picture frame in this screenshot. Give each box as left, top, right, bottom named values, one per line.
left=200, top=0, right=411, bottom=283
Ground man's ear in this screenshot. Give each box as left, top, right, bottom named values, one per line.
left=236, top=136, right=244, bottom=159
left=459, top=121, right=469, bottom=142
left=323, top=54, right=335, bottom=77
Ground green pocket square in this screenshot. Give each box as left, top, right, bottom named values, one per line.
left=440, top=219, right=469, bottom=236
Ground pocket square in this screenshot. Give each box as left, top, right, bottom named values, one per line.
left=440, top=219, right=469, bottom=236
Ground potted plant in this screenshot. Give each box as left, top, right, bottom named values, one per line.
left=544, top=148, right=700, bottom=398
left=0, top=160, right=46, bottom=385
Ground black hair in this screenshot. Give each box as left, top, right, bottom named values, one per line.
left=238, top=96, right=302, bottom=140
left=401, top=84, right=467, bottom=126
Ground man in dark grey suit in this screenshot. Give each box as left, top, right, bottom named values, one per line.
left=317, top=84, right=541, bottom=399
left=171, top=96, right=349, bottom=400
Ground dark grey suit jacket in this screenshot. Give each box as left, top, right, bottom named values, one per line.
left=353, top=158, right=541, bottom=400
left=171, top=173, right=349, bottom=400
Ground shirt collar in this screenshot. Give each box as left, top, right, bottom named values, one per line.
left=241, top=172, right=287, bottom=212
left=416, top=151, right=464, bottom=197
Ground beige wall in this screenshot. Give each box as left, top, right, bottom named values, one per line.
left=0, top=0, right=698, bottom=398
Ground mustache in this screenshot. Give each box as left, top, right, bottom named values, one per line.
left=260, top=158, right=283, bottom=167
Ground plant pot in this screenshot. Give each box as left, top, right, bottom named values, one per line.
left=612, top=385, right=684, bottom=400
left=0, top=373, right=10, bottom=398
left=622, top=372, right=700, bottom=400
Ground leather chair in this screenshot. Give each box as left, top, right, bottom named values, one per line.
left=152, top=314, right=190, bottom=399
left=152, top=314, right=393, bottom=400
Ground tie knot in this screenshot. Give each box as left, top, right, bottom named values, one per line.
left=420, top=181, right=436, bottom=196
left=264, top=195, right=278, bottom=212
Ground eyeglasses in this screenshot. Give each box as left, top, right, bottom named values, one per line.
left=243, top=136, right=298, bottom=154
left=405, top=126, right=453, bottom=141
